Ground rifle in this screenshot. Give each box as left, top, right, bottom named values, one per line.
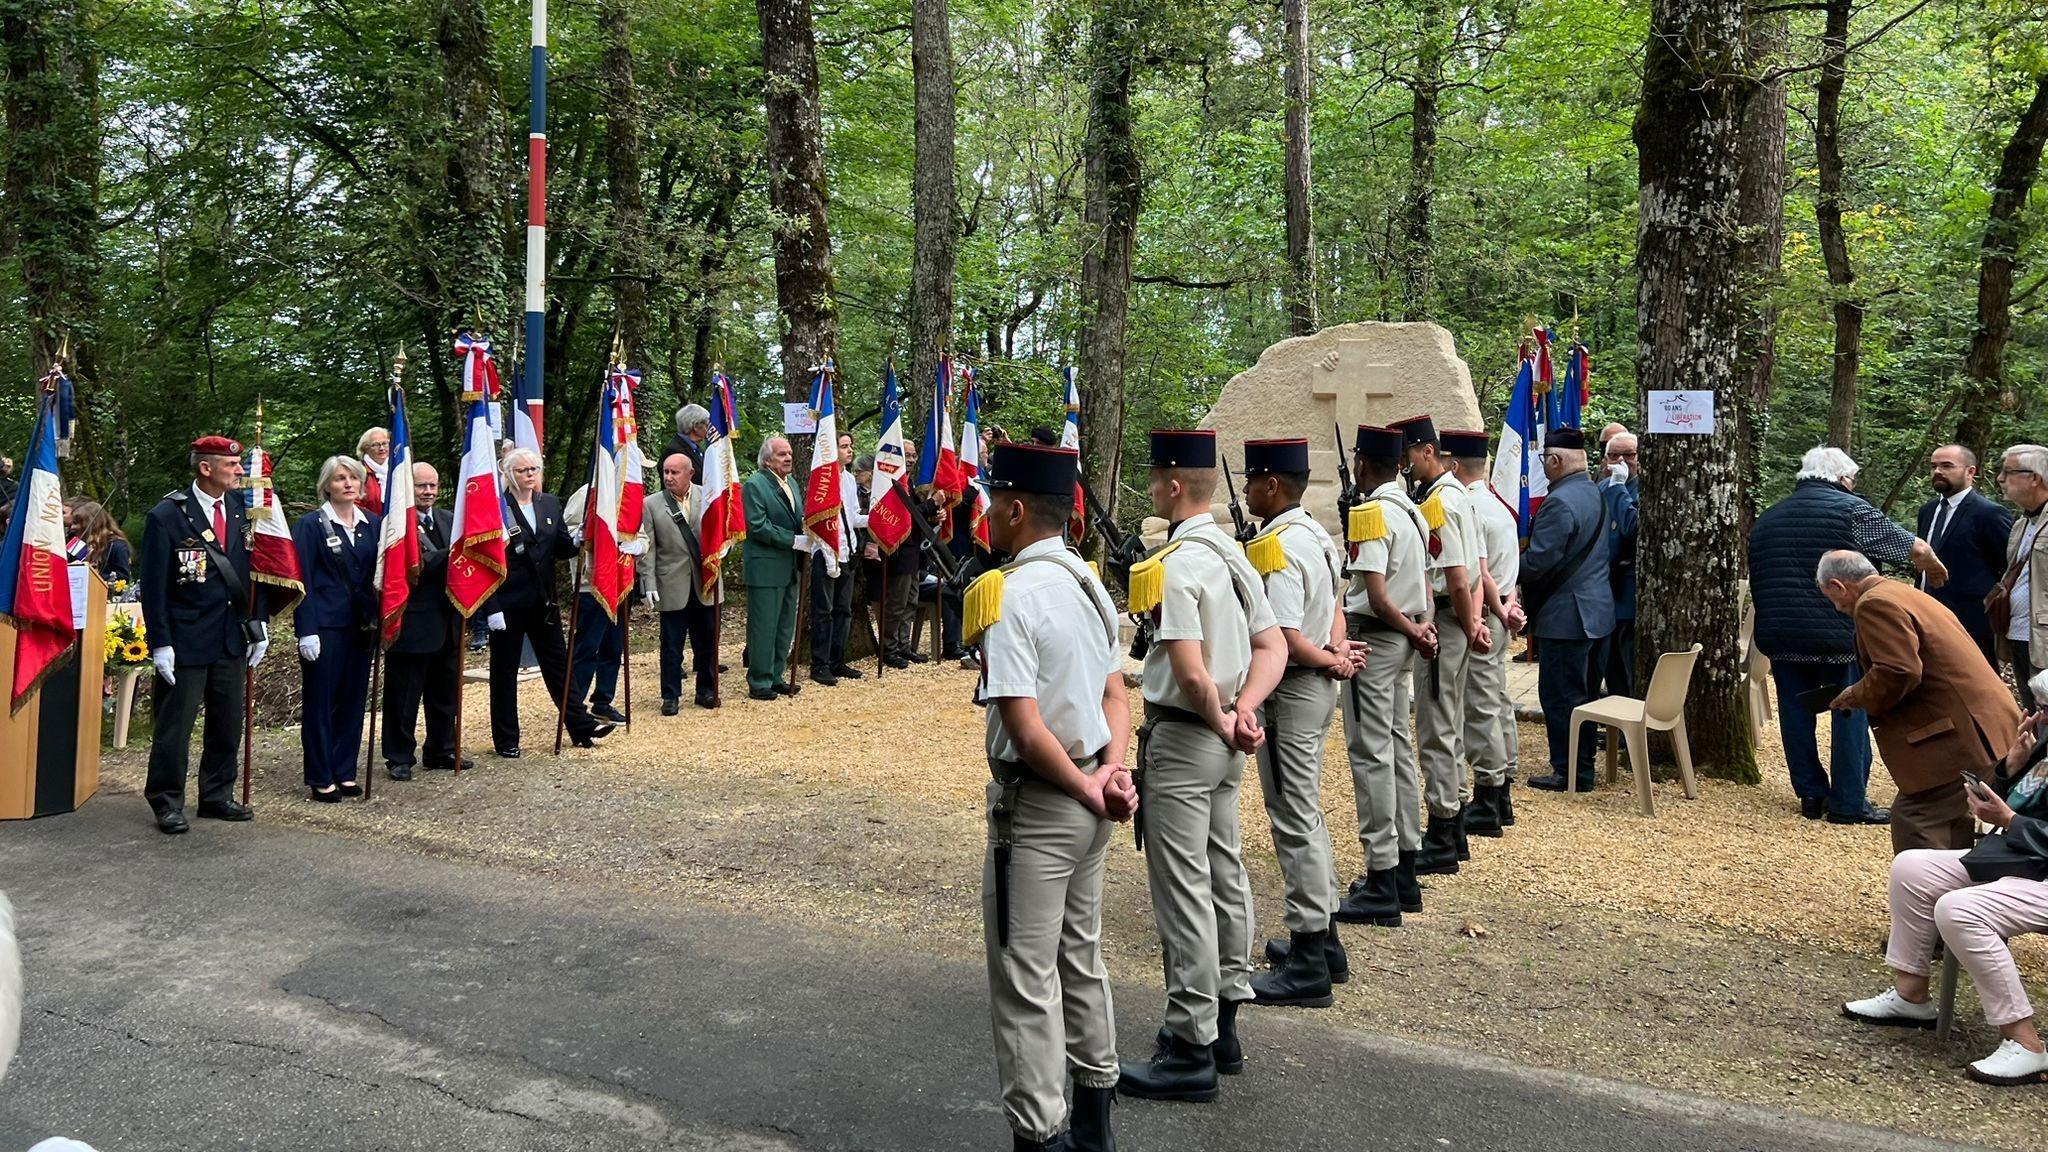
left=1220, top=452, right=1254, bottom=543
left=1333, top=421, right=1360, bottom=529
left=894, top=478, right=967, bottom=590
left=1080, top=481, right=1154, bottom=660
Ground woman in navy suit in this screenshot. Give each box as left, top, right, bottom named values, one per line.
left=292, top=455, right=382, bottom=801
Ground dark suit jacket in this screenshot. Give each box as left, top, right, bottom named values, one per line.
left=1520, top=471, right=1614, bottom=641
left=488, top=492, right=575, bottom=614
left=394, top=506, right=458, bottom=653
left=1916, top=489, right=2013, bottom=653
left=740, top=469, right=803, bottom=588
left=1837, top=580, right=2020, bottom=796
left=292, top=508, right=381, bottom=636
left=1601, top=478, right=1638, bottom=622
left=139, top=487, right=252, bottom=666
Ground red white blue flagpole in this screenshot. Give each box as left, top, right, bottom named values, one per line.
left=524, top=0, right=547, bottom=432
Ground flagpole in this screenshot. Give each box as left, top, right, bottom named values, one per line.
left=364, top=651, right=381, bottom=799
left=876, top=563, right=888, bottom=679
left=620, top=602, right=632, bottom=728
left=555, top=553, right=582, bottom=754
left=451, top=622, right=467, bottom=776
left=525, top=0, right=548, bottom=419
left=242, top=399, right=263, bottom=808
left=789, top=557, right=810, bottom=696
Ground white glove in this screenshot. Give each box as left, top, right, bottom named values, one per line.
left=824, top=555, right=841, bottom=579
left=487, top=612, right=507, bottom=632
left=298, top=634, right=321, bottom=662
left=152, top=647, right=177, bottom=686
left=621, top=538, right=648, bottom=557
left=644, top=588, right=661, bottom=610
left=1606, top=460, right=1630, bottom=484
left=247, top=639, right=268, bottom=669
left=570, top=525, right=584, bottom=548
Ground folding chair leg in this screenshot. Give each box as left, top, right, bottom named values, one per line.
left=1672, top=716, right=1699, bottom=800
left=1624, top=722, right=1654, bottom=817
left=1936, top=950, right=1961, bottom=1041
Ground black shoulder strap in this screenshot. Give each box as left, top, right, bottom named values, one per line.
left=1006, top=554, right=1117, bottom=648
left=1176, top=531, right=1255, bottom=620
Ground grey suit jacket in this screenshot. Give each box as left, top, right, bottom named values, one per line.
left=1521, top=470, right=1615, bottom=641
left=639, top=486, right=713, bottom=608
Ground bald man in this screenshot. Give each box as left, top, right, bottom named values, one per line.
left=382, top=462, right=472, bottom=778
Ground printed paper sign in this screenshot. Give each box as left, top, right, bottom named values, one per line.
left=1647, top=391, right=1714, bottom=435
left=782, top=402, right=818, bottom=435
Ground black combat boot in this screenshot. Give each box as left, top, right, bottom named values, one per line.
left=1499, top=780, right=1517, bottom=826
left=1453, top=803, right=1472, bottom=861
left=1262, top=920, right=1350, bottom=984
left=1334, top=870, right=1403, bottom=926
left=1463, top=785, right=1505, bottom=837
left=1251, top=929, right=1334, bottom=1007
left=1068, top=1083, right=1116, bottom=1152
left=1013, top=1132, right=1068, bottom=1152
left=1395, top=850, right=1424, bottom=912
left=1118, top=1029, right=1219, bottom=1102
left=1414, top=813, right=1461, bottom=875
left=1213, top=997, right=1246, bottom=1075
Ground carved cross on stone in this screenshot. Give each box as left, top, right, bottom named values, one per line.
left=1309, top=338, right=1402, bottom=475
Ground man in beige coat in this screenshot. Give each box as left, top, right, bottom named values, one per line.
left=1822, top=551, right=2021, bottom=853
left=639, top=453, right=721, bottom=712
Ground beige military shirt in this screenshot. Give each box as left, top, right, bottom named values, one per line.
left=1419, top=469, right=1481, bottom=597
left=1344, top=480, right=1431, bottom=618
left=1259, top=504, right=1341, bottom=658
left=981, top=537, right=1121, bottom=764
left=1142, top=515, right=1278, bottom=710
left=1468, top=479, right=1520, bottom=597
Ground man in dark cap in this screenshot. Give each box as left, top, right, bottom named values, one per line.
left=968, top=440, right=1135, bottom=1152
left=1119, top=429, right=1285, bottom=1104
left=138, top=435, right=265, bottom=833
left=1522, top=427, right=1615, bottom=792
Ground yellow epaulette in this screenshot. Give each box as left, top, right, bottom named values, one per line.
left=1419, top=489, right=1447, bottom=532
left=962, top=568, right=1006, bottom=646
left=1347, top=501, right=1386, bottom=544
left=1086, top=559, right=1101, bottom=582
left=1243, top=529, right=1287, bottom=577
left=1126, top=541, right=1180, bottom=616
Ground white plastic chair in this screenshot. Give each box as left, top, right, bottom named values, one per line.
left=1566, top=643, right=1703, bottom=816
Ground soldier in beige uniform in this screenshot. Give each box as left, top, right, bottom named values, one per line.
left=965, top=441, right=1137, bottom=1152
left=1118, top=429, right=1285, bottom=1104
left=1337, top=424, right=1436, bottom=925
left=1446, top=429, right=1527, bottom=835
left=1236, top=438, right=1363, bottom=1008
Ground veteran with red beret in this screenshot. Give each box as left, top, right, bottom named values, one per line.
left=138, top=435, right=265, bottom=834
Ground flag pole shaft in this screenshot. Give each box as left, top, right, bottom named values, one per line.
left=452, top=621, right=467, bottom=775
left=555, top=552, right=584, bottom=755
left=242, top=574, right=256, bottom=806
left=877, top=563, right=887, bottom=679
left=620, top=602, right=632, bottom=728
left=789, top=556, right=811, bottom=695
left=364, top=650, right=381, bottom=800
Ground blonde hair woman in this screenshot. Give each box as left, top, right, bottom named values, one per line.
left=291, top=455, right=381, bottom=801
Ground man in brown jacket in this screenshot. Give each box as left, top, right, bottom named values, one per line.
left=1821, top=550, right=2022, bottom=853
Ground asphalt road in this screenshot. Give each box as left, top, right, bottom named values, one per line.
left=0, top=800, right=1985, bottom=1152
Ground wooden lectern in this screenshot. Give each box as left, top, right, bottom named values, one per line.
left=0, top=566, right=106, bottom=820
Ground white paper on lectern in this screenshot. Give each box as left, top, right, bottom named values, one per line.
left=68, top=563, right=88, bottom=629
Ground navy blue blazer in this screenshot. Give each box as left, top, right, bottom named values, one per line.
left=393, top=506, right=459, bottom=653
left=292, top=508, right=381, bottom=636
left=139, top=487, right=252, bottom=666
left=1917, top=489, right=2014, bottom=648
left=1601, top=478, right=1639, bottom=622
left=1521, top=471, right=1615, bottom=641
left=488, top=492, right=575, bottom=614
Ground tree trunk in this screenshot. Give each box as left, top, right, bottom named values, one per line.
left=1077, top=7, right=1140, bottom=524
left=3, top=0, right=104, bottom=493
left=908, top=0, right=958, bottom=415
left=1281, top=0, right=1317, bottom=335
left=1398, top=5, right=1441, bottom=322
left=433, top=0, right=512, bottom=327
left=757, top=0, right=838, bottom=483
left=1955, top=76, right=2048, bottom=457
left=1813, top=0, right=1861, bottom=450
left=1633, top=0, right=1758, bottom=782
left=600, top=0, right=650, bottom=360
left=1732, top=9, right=1787, bottom=540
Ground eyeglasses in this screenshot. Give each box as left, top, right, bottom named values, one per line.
left=1606, top=450, right=1639, bottom=461
left=2000, top=468, right=2042, bottom=480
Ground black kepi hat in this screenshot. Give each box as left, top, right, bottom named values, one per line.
left=1439, top=429, right=1490, bottom=458
left=1546, top=426, right=1587, bottom=451
left=1149, top=429, right=1216, bottom=469
left=985, top=442, right=1079, bottom=497
left=1354, top=424, right=1404, bottom=459
left=1390, top=414, right=1438, bottom=448
left=1241, top=438, right=1310, bottom=475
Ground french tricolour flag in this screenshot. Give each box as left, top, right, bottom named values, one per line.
left=1061, top=367, right=1085, bottom=538
left=958, top=372, right=990, bottom=550
left=244, top=442, right=305, bottom=620
left=611, top=366, right=646, bottom=593
left=373, top=382, right=421, bottom=648
left=802, top=363, right=842, bottom=557
left=1489, top=344, right=1549, bottom=540
left=868, top=361, right=915, bottom=555
left=916, top=355, right=965, bottom=530
left=697, top=372, right=746, bottom=600
left=446, top=396, right=508, bottom=617
left=586, top=375, right=627, bottom=619
left=0, top=377, right=75, bottom=712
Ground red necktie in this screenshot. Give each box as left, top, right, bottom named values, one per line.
left=212, top=500, right=227, bottom=544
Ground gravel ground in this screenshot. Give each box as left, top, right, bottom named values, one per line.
left=96, top=630, right=2048, bottom=1149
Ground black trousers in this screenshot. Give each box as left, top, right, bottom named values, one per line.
left=145, top=658, right=242, bottom=815
left=1588, top=618, right=1636, bottom=699
left=1538, top=634, right=1601, bottom=778
left=569, top=592, right=624, bottom=709
left=660, top=601, right=718, bottom=702
left=383, top=630, right=461, bottom=768
left=300, top=627, right=374, bottom=789
left=881, top=564, right=920, bottom=656
left=488, top=602, right=594, bottom=751
left=809, top=553, right=855, bottom=670
left=2017, top=647, right=2040, bottom=712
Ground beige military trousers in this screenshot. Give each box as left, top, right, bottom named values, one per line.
left=1413, top=611, right=1472, bottom=818
left=1140, top=717, right=1255, bottom=1045
left=1462, top=611, right=1517, bottom=788
left=1255, top=671, right=1340, bottom=931
left=1343, top=624, right=1420, bottom=870
left=983, top=775, right=1119, bottom=1141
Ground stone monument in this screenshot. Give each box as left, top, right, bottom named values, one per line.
left=1154, top=321, right=1485, bottom=540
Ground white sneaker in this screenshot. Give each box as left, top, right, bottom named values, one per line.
left=1970, top=1039, right=2048, bottom=1085
left=1843, top=988, right=1939, bottom=1028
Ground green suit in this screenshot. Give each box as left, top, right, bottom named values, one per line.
left=741, top=468, right=805, bottom=693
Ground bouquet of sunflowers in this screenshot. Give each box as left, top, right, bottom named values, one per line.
left=105, top=613, right=151, bottom=669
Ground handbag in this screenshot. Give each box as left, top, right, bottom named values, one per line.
left=1988, top=519, right=2043, bottom=636
left=1961, top=832, right=2048, bottom=884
